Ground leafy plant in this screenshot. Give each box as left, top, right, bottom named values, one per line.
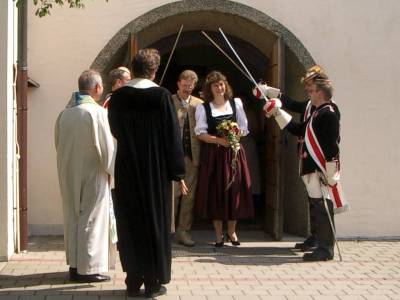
left=15, top=0, right=108, bottom=17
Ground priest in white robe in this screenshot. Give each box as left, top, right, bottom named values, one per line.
left=55, top=69, right=115, bottom=283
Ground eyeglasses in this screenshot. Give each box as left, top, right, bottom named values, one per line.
left=183, top=84, right=195, bottom=89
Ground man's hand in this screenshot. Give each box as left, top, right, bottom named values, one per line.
left=216, top=137, right=230, bottom=147
left=263, top=98, right=282, bottom=118
left=325, top=161, right=340, bottom=186
left=253, top=83, right=281, bottom=99
left=180, top=179, right=189, bottom=196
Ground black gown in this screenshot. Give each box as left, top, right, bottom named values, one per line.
left=108, top=84, right=185, bottom=285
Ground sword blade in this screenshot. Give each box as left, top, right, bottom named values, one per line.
left=218, top=28, right=270, bottom=103
left=321, top=179, right=343, bottom=262
left=201, top=31, right=252, bottom=82
left=159, top=25, right=184, bottom=86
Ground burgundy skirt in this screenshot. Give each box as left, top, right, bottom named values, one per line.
left=195, top=142, right=254, bottom=221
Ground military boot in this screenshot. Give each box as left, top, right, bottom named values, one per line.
left=303, top=198, right=334, bottom=261
left=294, top=199, right=318, bottom=251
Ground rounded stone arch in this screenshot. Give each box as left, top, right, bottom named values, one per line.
left=92, top=0, right=316, bottom=238
left=90, top=0, right=315, bottom=76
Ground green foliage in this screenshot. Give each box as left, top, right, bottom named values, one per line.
left=15, top=0, right=108, bottom=17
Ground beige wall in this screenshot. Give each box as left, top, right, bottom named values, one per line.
left=245, top=0, right=400, bottom=237
left=27, top=0, right=400, bottom=237
left=0, top=0, right=17, bottom=260
left=27, top=0, right=173, bottom=234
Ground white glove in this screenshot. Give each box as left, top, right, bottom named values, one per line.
left=263, top=98, right=282, bottom=118
left=253, top=83, right=281, bottom=99
left=325, top=160, right=340, bottom=186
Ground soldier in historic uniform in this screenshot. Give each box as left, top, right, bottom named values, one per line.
left=261, top=66, right=348, bottom=261
left=280, top=67, right=329, bottom=252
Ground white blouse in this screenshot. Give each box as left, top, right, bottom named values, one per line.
left=194, top=97, right=249, bottom=136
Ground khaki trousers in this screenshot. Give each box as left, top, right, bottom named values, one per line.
left=173, top=156, right=198, bottom=232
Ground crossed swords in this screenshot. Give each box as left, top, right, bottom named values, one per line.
left=159, top=25, right=263, bottom=98
left=160, top=25, right=342, bottom=262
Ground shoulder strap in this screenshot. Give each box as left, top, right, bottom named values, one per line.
left=229, top=99, right=237, bottom=121
left=203, top=102, right=212, bottom=127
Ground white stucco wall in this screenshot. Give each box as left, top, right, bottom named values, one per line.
left=244, top=0, right=400, bottom=237
left=27, top=0, right=175, bottom=235
left=0, top=0, right=17, bottom=260
left=27, top=0, right=400, bottom=237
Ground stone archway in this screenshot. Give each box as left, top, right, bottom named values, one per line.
left=91, top=0, right=315, bottom=239
left=90, top=0, right=315, bottom=74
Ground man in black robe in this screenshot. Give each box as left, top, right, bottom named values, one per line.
left=108, top=48, right=185, bottom=298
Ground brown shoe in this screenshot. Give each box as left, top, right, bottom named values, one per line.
left=176, top=231, right=195, bottom=247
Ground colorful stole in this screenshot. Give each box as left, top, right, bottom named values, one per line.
left=304, top=106, right=349, bottom=214
left=72, top=92, right=96, bottom=106
left=65, top=92, right=97, bottom=108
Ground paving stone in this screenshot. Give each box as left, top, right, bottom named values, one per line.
left=175, top=297, right=206, bottom=300
left=0, top=234, right=398, bottom=300
left=233, top=296, right=261, bottom=300
left=154, top=296, right=180, bottom=300
left=46, top=296, right=73, bottom=300
left=217, top=289, right=243, bottom=296
left=0, top=297, right=18, bottom=300
left=191, top=289, right=219, bottom=296
left=18, top=296, right=46, bottom=300
left=206, top=296, right=234, bottom=300
left=310, top=296, right=339, bottom=300
left=98, top=296, right=127, bottom=300
left=72, top=296, right=99, bottom=300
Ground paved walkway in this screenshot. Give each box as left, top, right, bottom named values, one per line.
left=0, top=231, right=400, bottom=300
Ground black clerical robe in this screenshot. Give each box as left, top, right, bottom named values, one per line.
left=107, top=78, right=185, bottom=284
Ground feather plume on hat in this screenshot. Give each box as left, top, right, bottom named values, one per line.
left=301, top=65, right=329, bottom=83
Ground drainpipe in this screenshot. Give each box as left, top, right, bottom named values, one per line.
left=17, top=0, right=28, bottom=252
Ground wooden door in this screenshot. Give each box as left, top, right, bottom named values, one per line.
left=130, top=33, right=138, bottom=71
left=264, top=37, right=285, bottom=240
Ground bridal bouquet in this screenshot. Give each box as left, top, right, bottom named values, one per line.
left=216, top=120, right=241, bottom=189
